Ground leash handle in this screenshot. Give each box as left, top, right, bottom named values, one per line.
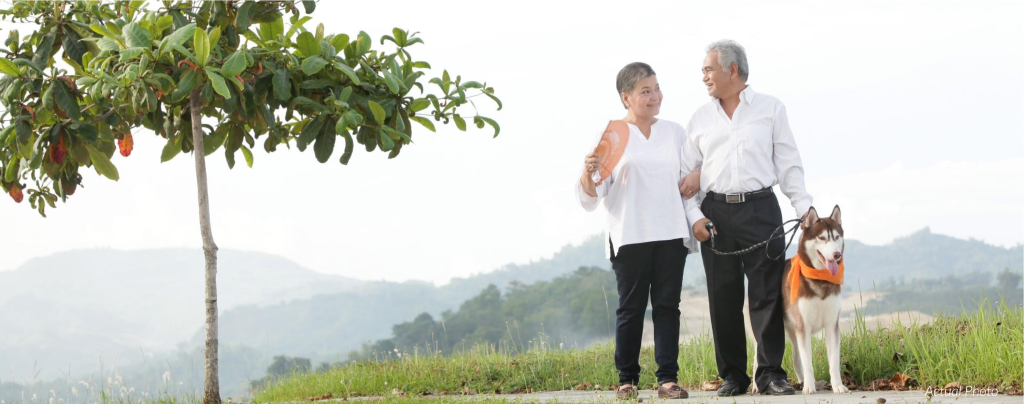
left=704, top=221, right=715, bottom=249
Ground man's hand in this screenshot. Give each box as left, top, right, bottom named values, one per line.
left=679, top=169, right=700, bottom=200
left=693, top=218, right=716, bottom=242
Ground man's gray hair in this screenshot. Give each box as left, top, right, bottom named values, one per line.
left=616, top=62, right=656, bottom=109
left=706, top=40, right=749, bottom=82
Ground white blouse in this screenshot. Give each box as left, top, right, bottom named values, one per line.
left=576, top=119, right=699, bottom=258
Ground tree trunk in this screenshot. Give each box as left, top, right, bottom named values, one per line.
left=191, top=89, right=221, bottom=404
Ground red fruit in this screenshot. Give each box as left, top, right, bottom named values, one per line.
left=8, top=185, right=22, bottom=203
left=50, top=135, right=67, bottom=164
left=118, top=133, right=134, bottom=157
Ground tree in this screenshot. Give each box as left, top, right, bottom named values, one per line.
left=0, top=2, right=500, bottom=403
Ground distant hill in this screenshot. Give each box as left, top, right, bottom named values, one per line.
left=0, top=249, right=364, bottom=380
left=211, top=228, right=1022, bottom=364
left=207, top=235, right=610, bottom=359
left=2, top=228, right=1020, bottom=399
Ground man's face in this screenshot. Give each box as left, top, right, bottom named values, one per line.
left=702, top=51, right=729, bottom=98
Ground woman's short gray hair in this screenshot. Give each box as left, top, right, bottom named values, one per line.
left=706, top=40, right=749, bottom=82
left=616, top=62, right=656, bottom=109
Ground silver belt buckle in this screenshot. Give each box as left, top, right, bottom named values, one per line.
left=725, top=193, right=745, bottom=203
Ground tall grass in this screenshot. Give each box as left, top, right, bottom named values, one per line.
left=254, top=299, right=1022, bottom=402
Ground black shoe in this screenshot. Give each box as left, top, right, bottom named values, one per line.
left=761, top=379, right=795, bottom=395
left=716, top=380, right=747, bottom=397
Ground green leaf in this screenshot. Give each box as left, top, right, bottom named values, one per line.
left=221, top=50, right=247, bottom=77
left=0, top=58, right=21, bottom=77
left=259, top=18, right=285, bottom=42
left=409, top=115, right=435, bottom=132
left=477, top=116, right=500, bottom=137
left=357, top=31, right=371, bottom=55
left=85, top=144, right=119, bottom=181
left=297, top=115, right=326, bottom=150
left=123, top=22, right=151, bottom=48
left=453, top=114, right=466, bottom=131
left=165, top=23, right=196, bottom=47
left=204, top=126, right=228, bottom=156
left=53, top=80, right=81, bottom=120
left=340, top=109, right=362, bottom=130
left=338, top=128, right=354, bottom=165
left=296, top=32, right=319, bottom=57
left=32, top=32, right=56, bottom=69
left=383, top=72, right=400, bottom=94
left=382, top=125, right=411, bottom=143
left=299, top=79, right=334, bottom=89
left=300, top=56, right=328, bottom=75
left=60, top=25, right=88, bottom=66
left=272, top=69, right=291, bottom=101
left=291, top=96, right=328, bottom=112
left=236, top=1, right=254, bottom=32
left=302, top=0, right=316, bottom=13
left=207, top=70, right=231, bottom=99
left=97, top=38, right=120, bottom=51
left=119, top=47, right=146, bottom=61
left=330, top=34, right=349, bottom=51
left=172, top=70, right=199, bottom=102
left=482, top=89, right=503, bottom=111
left=409, top=98, right=430, bottom=112
left=194, top=28, right=210, bottom=66
left=332, top=62, right=360, bottom=84
left=313, top=122, right=335, bottom=163
left=378, top=128, right=394, bottom=151
left=241, top=145, right=254, bottom=168
left=368, top=101, right=385, bottom=125
left=208, top=26, right=222, bottom=47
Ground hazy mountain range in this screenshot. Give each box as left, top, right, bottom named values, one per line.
left=1, top=228, right=1020, bottom=388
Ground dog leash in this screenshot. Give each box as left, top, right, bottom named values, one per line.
left=703, top=218, right=803, bottom=260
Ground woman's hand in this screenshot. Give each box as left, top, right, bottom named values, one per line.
left=580, top=152, right=601, bottom=196
left=585, top=152, right=601, bottom=175
left=679, top=169, right=700, bottom=200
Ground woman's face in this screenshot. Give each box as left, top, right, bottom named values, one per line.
left=622, top=75, right=662, bottom=118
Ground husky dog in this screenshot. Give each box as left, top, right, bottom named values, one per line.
left=752, top=205, right=847, bottom=395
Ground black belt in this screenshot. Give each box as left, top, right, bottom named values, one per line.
left=707, top=187, right=773, bottom=203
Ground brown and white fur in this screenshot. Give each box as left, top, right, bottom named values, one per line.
left=751, top=205, right=847, bottom=395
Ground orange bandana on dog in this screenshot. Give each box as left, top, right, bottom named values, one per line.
left=788, top=255, right=844, bottom=304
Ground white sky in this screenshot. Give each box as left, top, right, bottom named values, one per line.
left=1, top=0, right=1022, bottom=284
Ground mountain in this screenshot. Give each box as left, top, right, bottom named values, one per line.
left=206, top=234, right=611, bottom=360
left=0, top=248, right=364, bottom=380
left=211, top=228, right=1023, bottom=363
left=2, top=228, right=1019, bottom=399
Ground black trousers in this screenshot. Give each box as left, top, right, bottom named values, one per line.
left=701, top=192, right=788, bottom=392
left=610, top=238, right=688, bottom=386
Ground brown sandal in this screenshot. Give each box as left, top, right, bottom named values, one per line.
left=657, top=383, right=689, bottom=399
left=616, top=385, right=639, bottom=400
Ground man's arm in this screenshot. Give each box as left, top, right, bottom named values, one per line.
left=681, top=121, right=706, bottom=225
left=772, top=103, right=812, bottom=217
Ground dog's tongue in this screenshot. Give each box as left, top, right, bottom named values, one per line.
left=826, top=259, right=840, bottom=276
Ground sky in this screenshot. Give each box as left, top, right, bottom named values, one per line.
left=1, top=0, right=1022, bottom=284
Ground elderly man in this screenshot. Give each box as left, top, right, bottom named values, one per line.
left=682, top=40, right=812, bottom=396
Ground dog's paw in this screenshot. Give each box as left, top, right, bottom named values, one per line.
left=802, top=382, right=817, bottom=395
left=751, top=384, right=758, bottom=394
left=831, top=382, right=849, bottom=394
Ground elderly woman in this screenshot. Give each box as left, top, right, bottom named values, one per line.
left=576, top=62, right=701, bottom=400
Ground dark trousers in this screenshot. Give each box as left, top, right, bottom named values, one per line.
left=701, top=192, right=788, bottom=392
left=610, top=238, right=688, bottom=386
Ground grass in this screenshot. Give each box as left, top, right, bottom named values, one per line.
left=253, top=299, right=1023, bottom=402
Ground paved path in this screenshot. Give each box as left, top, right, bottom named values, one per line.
left=409, top=389, right=1018, bottom=403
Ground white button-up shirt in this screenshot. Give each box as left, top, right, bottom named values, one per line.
left=681, top=86, right=812, bottom=225
left=576, top=119, right=699, bottom=258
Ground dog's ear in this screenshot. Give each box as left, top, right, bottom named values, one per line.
left=830, top=205, right=842, bottom=225
left=802, top=207, right=819, bottom=230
